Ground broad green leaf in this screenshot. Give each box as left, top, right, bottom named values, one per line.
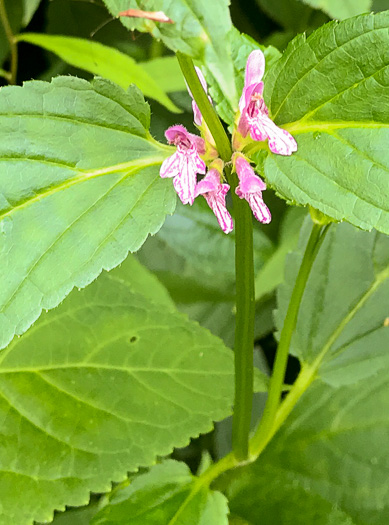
left=298, top=0, right=372, bottom=19
left=17, top=33, right=180, bottom=112
left=0, top=76, right=175, bottom=350
left=102, top=0, right=237, bottom=109
left=257, top=12, right=389, bottom=234
left=91, top=461, right=229, bottom=524
left=137, top=199, right=274, bottom=346
left=227, top=222, right=389, bottom=524
left=276, top=221, right=389, bottom=386
left=255, top=207, right=306, bottom=302
left=228, top=374, right=388, bottom=524
left=140, top=56, right=187, bottom=93
left=0, top=259, right=238, bottom=525
left=109, top=254, right=175, bottom=310
left=257, top=0, right=328, bottom=32
left=207, top=29, right=281, bottom=126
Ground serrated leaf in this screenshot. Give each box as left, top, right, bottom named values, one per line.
left=17, top=33, right=181, bottom=112
left=0, top=76, right=175, bottom=350
left=228, top=373, right=388, bottom=524
left=276, top=221, right=389, bottom=386
left=91, top=461, right=229, bottom=525
left=256, top=12, right=389, bottom=234
left=0, top=258, right=238, bottom=525
left=102, top=0, right=237, bottom=109
left=298, top=0, right=372, bottom=20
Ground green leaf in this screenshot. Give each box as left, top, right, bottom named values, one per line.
left=17, top=33, right=181, bottom=112
left=102, top=0, right=237, bottom=109
left=91, top=461, right=229, bottom=524
left=140, top=56, right=187, bottom=93
left=298, top=0, right=372, bottom=20
left=207, top=29, right=281, bottom=126
left=227, top=222, right=389, bottom=524
left=255, top=206, right=307, bottom=302
left=51, top=504, right=99, bottom=525
left=373, top=0, right=389, bottom=11
left=0, top=258, right=238, bottom=524
left=228, top=373, right=389, bottom=524
left=257, top=0, right=328, bottom=32
left=258, top=12, right=389, bottom=234
left=276, top=221, right=389, bottom=386
left=22, top=0, right=42, bottom=26
left=137, top=199, right=274, bottom=346
left=0, top=76, right=175, bottom=350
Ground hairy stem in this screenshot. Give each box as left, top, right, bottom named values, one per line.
left=250, top=222, right=330, bottom=456
left=0, top=0, right=18, bottom=84
left=176, top=53, right=255, bottom=460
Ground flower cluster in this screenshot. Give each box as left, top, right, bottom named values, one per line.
left=159, top=50, right=297, bottom=233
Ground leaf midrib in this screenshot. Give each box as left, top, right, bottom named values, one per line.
left=0, top=156, right=164, bottom=222
left=308, top=264, right=389, bottom=372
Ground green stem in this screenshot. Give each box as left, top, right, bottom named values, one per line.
left=231, top=175, right=255, bottom=460
left=176, top=53, right=255, bottom=460
left=176, top=52, right=232, bottom=161
left=250, top=222, right=330, bottom=456
left=0, top=0, right=18, bottom=84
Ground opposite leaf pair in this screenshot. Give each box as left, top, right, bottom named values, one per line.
left=160, top=50, right=298, bottom=233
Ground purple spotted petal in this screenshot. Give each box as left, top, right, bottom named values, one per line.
left=173, top=156, right=196, bottom=205
left=235, top=156, right=271, bottom=224
left=245, top=50, right=265, bottom=88
left=195, top=170, right=233, bottom=234
left=246, top=193, right=271, bottom=224
left=258, top=116, right=298, bottom=156
left=160, top=151, right=180, bottom=178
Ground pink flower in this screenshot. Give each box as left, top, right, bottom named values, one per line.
left=186, top=67, right=212, bottom=126
left=160, top=125, right=206, bottom=205
left=235, top=156, right=271, bottom=224
left=195, top=169, right=233, bottom=234
left=238, top=50, right=297, bottom=156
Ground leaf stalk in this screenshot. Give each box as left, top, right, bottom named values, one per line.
left=0, top=0, right=18, bottom=84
